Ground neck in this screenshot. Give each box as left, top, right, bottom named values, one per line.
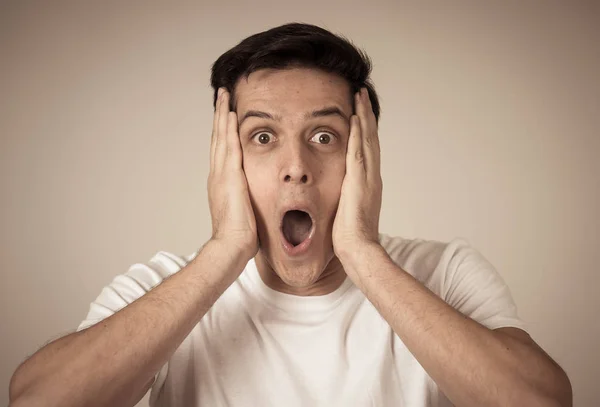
left=254, top=252, right=347, bottom=296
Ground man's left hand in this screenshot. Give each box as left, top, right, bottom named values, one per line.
left=332, top=87, right=383, bottom=265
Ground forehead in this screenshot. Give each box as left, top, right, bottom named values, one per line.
left=234, top=68, right=352, bottom=117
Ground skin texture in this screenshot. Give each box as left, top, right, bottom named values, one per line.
left=234, top=68, right=353, bottom=295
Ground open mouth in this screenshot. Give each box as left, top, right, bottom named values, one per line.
left=281, top=210, right=313, bottom=247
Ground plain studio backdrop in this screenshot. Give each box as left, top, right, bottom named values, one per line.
left=1, top=1, right=598, bottom=406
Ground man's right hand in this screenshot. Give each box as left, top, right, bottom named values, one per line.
left=208, top=88, right=258, bottom=261
left=8, top=87, right=258, bottom=407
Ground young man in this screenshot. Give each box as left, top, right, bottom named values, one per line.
left=9, top=23, right=571, bottom=407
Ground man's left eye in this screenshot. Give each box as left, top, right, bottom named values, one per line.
left=310, top=132, right=336, bottom=145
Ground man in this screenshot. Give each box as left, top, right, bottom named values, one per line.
left=9, top=23, right=571, bottom=407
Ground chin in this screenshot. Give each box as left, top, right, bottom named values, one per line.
left=271, top=256, right=329, bottom=288
left=257, top=239, right=336, bottom=289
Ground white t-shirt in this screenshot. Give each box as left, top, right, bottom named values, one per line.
left=77, top=234, right=527, bottom=407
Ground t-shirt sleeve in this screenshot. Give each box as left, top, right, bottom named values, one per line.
left=76, top=251, right=192, bottom=387
left=436, top=239, right=528, bottom=332
left=76, top=251, right=187, bottom=331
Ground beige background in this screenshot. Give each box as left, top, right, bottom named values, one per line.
left=1, top=1, right=598, bottom=406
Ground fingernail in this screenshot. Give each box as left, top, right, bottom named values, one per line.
left=218, top=87, right=225, bottom=98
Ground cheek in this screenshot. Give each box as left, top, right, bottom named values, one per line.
left=319, top=157, right=346, bottom=206
left=243, top=156, right=275, bottom=207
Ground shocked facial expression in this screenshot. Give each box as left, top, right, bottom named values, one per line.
left=234, top=67, right=353, bottom=288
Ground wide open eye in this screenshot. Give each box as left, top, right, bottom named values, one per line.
left=252, top=131, right=276, bottom=145
left=309, top=131, right=336, bottom=145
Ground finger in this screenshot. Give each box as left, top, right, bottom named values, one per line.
left=210, top=88, right=224, bottom=170
left=357, top=87, right=381, bottom=179
left=362, top=88, right=381, bottom=158
left=215, top=90, right=230, bottom=172
left=226, top=110, right=243, bottom=170
left=346, top=114, right=365, bottom=178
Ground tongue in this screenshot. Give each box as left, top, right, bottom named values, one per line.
left=282, top=210, right=312, bottom=246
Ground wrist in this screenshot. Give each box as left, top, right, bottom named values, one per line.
left=195, top=238, right=254, bottom=280
left=210, top=236, right=256, bottom=259
left=337, top=240, right=386, bottom=272
left=337, top=241, right=392, bottom=292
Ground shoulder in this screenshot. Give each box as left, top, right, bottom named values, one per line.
left=378, top=233, right=478, bottom=294
left=115, top=250, right=197, bottom=291
left=76, top=250, right=198, bottom=331
left=380, top=234, right=526, bottom=331
left=379, top=233, right=456, bottom=276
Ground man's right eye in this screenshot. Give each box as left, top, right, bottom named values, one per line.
left=252, top=132, right=276, bottom=145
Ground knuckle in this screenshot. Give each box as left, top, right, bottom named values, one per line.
left=355, top=149, right=364, bottom=162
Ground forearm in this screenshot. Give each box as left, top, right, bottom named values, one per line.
left=9, top=239, right=248, bottom=407
left=340, top=243, right=570, bottom=407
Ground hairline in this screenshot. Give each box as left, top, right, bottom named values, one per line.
left=229, top=66, right=357, bottom=115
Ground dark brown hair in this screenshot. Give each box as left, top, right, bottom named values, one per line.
left=210, top=22, right=380, bottom=123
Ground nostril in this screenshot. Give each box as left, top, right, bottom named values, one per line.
left=283, top=174, right=308, bottom=183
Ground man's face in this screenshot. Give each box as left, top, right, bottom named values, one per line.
left=234, top=67, right=353, bottom=288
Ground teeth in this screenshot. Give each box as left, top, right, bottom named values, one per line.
left=282, top=210, right=312, bottom=246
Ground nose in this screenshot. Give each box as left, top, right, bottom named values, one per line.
left=280, top=143, right=312, bottom=185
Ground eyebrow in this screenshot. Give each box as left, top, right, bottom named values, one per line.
left=239, top=106, right=349, bottom=126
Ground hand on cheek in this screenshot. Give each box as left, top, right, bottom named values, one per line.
left=208, top=88, right=259, bottom=260
left=332, top=88, right=383, bottom=263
